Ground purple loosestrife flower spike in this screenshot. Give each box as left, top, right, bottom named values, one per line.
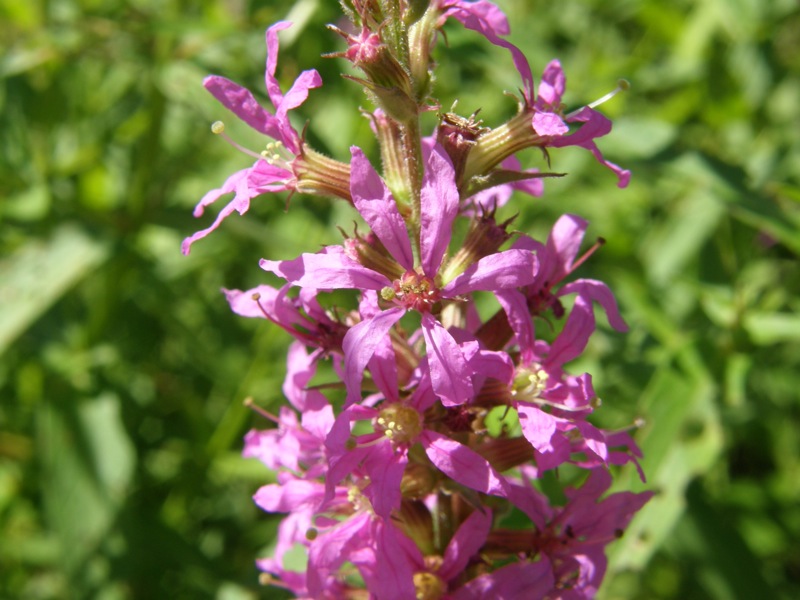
left=193, top=3, right=651, bottom=596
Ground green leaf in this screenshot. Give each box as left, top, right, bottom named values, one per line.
left=0, top=225, right=109, bottom=355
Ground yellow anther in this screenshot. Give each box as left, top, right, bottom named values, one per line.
left=211, top=121, right=225, bottom=134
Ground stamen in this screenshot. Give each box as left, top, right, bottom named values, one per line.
left=243, top=397, right=280, bottom=424
left=566, top=79, right=630, bottom=119
left=210, top=120, right=269, bottom=162
left=260, top=141, right=294, bottom=170
left=569, top=237, right=605, bottom=273
left=251, top=292, right=272, bottom=320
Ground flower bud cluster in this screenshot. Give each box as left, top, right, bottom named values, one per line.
left=185, top=2, right=650, bottom=598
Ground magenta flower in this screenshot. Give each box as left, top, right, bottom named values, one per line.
left=223, top=283, right=348, bottom=355
left=242, top=342, right=334, bottom=477
left=324, top=363, right=512, bottom=518
left=500, top=214, right=628, bottom=366
left=182, top=21, right=323, bottom=254
left=261, top=143, right=538, bottom=406
left=532, top=60, right=631, bottom=188
left=450, top=9, right=630, bottom=188
left=508, top=469, right=654, bottom=598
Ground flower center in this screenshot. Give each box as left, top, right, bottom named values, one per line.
left=375, top=404, right=422, bottom=445
left=390, top=271, right=441, bottom=312
left=512, top=367, right=550, bottom=401
left=413, top=572, right=446, bottom=600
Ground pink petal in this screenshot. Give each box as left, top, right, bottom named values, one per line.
left=575, top=420, right=608, bottom=462
left=422, top=431, right=508, bottom=497
left=421, top=314, right=474, bottom=407
left=350, top=147, right=414, bottom=270
left=253, top=479, right=323, bottom=513
left=307, top=512, right=373, bottom=597
left=537, top=60, right=566, bottom=105
left=204, top=76, right=282, bottom=140
left=451, top=559, right=555, bottom=600
left=554, top=107, right=631, bottom=188
left=278, top=69, right=323, bottom=117
left=559, top=279, right=629, bottom=332
left=494, top=289, right=536, bottom=363
left=517, top=404, right=559, bottom=453
left=439, top=508, right=492, bottom=581
left=419, top=144, right=459, bottom=277
left=533, top=111, right=569, bottom=136
left=446, top=1, right=511, bottom=36
left=264, top=21, right=292, bottom=107
left=546, top=294, right=594, bottom=367
left=222, top=285, right=277, bottom=318
left=342, top=308, right=406, bottom=406
left=547, top=214, right=589, bottom=280
left=443, top=249, right=538, bottom=296
left=260, top=246, right=391, bottom=290
left=452, top=10, right=535, bottom=103
left=364, top=444, right=407, bottom=517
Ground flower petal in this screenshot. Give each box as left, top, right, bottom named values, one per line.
left=554, top=107, right=631, bottom=187
left=439, top=508, right=492, bottom=581
left=422, top=431, right=508, bottom=497
left=559, top=279, right=628, bottom=332
left=350, top=147, right=414, bottom=271
left=204, top=76, right=283, bottom=140
left=443, top=249, right=538, bottom=296
left=260, top=246, right=391, bottom=290
left=421, top=313, right=474, bottom=407
left=420, top=144, right=459, bottom=277
left=342, top=307, right=406, bottom=406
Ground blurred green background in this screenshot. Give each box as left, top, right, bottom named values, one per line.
left=1, top=0, right=799, bottom=598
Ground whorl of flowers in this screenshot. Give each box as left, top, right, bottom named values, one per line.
left=185, top=2, right=650, bottom=598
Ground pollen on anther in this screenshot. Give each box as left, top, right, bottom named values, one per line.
left=211, top=121, right=225, bottom=134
